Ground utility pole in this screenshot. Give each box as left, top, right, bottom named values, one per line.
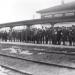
left=61, top=0, right=65, bottom=5
left=33, top=14, right=35, bottom=19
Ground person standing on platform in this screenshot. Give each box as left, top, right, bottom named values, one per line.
left=45, top=27, right=49, bottom=44
left=68, top=27, right=73, bottom=46
left=57, top=27, right=62, bottom=45
left=52, top=28, right=57, bottom=45
left=61, top=26, right=68, bottom=45
left=71, top=25, right=75, bottom=46
left=4, top=31, right=8, bottom=42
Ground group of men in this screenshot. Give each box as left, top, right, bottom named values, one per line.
left=31, top=26, right=75, bottom=46
left=0, top=25, right=75, bottom=46
left=0, top=31, right=8, bottom=42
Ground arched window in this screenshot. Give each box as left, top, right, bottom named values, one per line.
left=65, top=12, right=74, bottom=16
left=54, top=13, right=63, bottom=17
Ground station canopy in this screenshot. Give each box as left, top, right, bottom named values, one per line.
left=0, top=2, right=75, bottom=28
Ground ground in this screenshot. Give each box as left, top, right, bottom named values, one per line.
left=0, top=42, right=75, bottom=75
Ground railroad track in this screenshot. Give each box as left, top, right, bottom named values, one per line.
left=0, top=53, right=75, bottom=70
left=31, top=49, right=75, bottom=56
left=1, top=42, right=75, bottom=70
left=1, top=42, right=75, bottom=56
left=0, top=65, right=32, bottom=75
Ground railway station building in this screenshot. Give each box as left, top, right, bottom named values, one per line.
left=0, top=2, right=75, bottom=28
left=1, top=1, right=75, bottom=44
left=37, top=2, right=75, bottom=20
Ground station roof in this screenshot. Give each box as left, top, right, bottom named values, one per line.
left=37, top=2, right=75, bottom=14
left=0, top=16, right=75, bottom=28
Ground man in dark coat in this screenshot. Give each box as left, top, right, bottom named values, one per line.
left=51, top=28, right=57, bottom=45
left=61, top=27, right=68, bottom=45
left=71, top=25, right=75, bottom=46
left=68, top=27, right=73, bottom=46
left=57, top=27, right=62, bottom=45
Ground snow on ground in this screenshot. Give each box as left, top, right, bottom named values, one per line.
left=2, top=48, right=11, bottom=51
left=9, top=48, right=18, bottom=53
left=20, top=51, right=33, bottom=55
left=0, top=66, right=9, bottom=75
left=38, top=52, right=45, bottom=55
left=2, top=46, right=33, bottom=55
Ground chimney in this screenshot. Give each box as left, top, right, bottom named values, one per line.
left=61, top=0, right=64, bottom=5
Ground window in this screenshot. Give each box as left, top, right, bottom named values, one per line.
left=45, top=15, right=53, bottom=18
left=41, top=13, right=53, bottom=18
left=65, top=12, right=74, bottom=16
left=54, top=14, right=63, bottom=17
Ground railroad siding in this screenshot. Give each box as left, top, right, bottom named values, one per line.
left=0, top=42, right=75, bottom=52
left=0, top=42, right=75, bottom=68
left=0, top=55, right=75, bottom=75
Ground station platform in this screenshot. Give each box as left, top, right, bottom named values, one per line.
left=0, top=41, right=75, bottom=55
left=1, top=41, right=75, bottom=49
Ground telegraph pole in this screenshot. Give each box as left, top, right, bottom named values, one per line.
left=33, top=14, right=35, bottom=19
left=61, top=0, right=65, bottom=5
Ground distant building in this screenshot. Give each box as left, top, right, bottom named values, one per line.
left=37, top=2, right=75, bottom=19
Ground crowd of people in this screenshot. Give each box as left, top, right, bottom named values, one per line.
left=0, top=25, right=75, bottom=46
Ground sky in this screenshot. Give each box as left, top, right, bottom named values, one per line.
left=0, top=0, right=75, bottom=31
left=0, top=0, right=74, bottom=24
